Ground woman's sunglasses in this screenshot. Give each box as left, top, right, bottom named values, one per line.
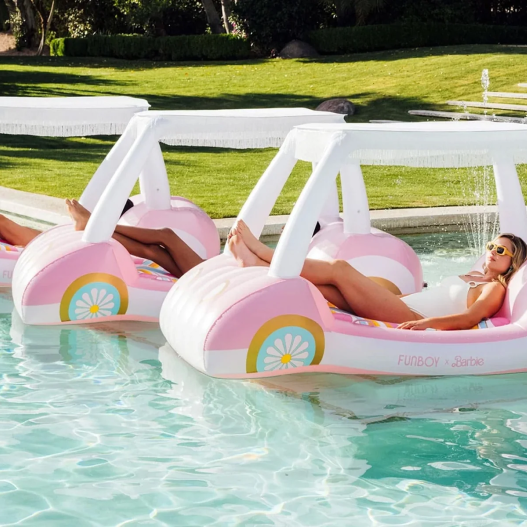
left=486, top=242, right=515, bottom=258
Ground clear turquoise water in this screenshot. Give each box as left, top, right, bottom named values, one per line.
left=1, top=232, right=527, bottom=525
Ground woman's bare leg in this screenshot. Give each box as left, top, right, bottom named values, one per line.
left=316, top=285, right=353, bottom=312
left=112, top=232, right=183, bottom=278
left=230, top=220, right=274, bottom=263
left=66, top=199, right=198, bottom=277
left=229, top=228, right=420, bottom=323
left=228, top=234, right=269, bottom=267
left=229, top=223, right=353, bottom=309
left=115, top=226, right=203, bottom=274
left=0, top=214, right=42, bottom=247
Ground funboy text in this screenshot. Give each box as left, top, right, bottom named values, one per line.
left=398, top=355, right=439, bottom=368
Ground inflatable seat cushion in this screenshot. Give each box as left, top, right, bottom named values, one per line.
left=135, top=258, right=178, bottom=283
left=0, top=240, right=23, bottom=253
left=328, top=304, right=501, bottom=330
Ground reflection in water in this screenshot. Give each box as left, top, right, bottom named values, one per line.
left=2, top=232, right=527, bottom=523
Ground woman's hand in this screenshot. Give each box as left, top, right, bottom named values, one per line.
left=397, top=318, right=437, bottom=330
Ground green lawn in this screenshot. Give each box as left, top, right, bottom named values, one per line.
left=1, top=45, right=527, bottom=218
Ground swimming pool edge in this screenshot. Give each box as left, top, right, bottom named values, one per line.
left=0, top=185, right=506, bottom=241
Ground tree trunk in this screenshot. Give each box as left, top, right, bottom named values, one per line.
left=28, top=0, right=43, bottom=53
left=201, top=0, right=224, bottom=34
left=36, top=0, right=55, bottom=55
left=221, top=0, right=232, bottom=34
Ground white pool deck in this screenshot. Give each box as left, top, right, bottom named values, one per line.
left=0, top=185, right=502, bottom=240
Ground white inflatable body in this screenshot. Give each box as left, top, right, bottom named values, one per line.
left=161, top=122, right=527, bottom=378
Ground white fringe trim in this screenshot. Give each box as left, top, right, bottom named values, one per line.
left=159, top=132, right=287, bottom=149
left=348, top=150, right=527, bottom=168
left=0, top=122, right=130, bottom=137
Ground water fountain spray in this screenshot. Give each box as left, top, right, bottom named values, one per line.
left=481, top=69, right=490, bottom=116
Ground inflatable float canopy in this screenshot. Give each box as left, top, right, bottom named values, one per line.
left=12, top=109, right=344, bottom=323
left=161, top=121, right=527, bottom=378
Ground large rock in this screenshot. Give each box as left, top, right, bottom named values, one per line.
left=316, top=98, right=356, bottom=116
left=279, top=40, right=319, bottom=59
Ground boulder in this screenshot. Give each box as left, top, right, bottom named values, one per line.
left=316, top=98, right=356, bottom=116
left=279, top=40, right=319, bottom=59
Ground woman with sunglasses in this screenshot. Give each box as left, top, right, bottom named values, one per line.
left=228, top=222, right=527, bottom=331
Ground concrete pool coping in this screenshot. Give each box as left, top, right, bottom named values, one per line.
left=0, top=185, right=502, bottom=241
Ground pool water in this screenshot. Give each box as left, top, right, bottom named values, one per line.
left=2, top=232, right=527, bottom=525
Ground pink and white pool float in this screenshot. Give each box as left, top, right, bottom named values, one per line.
left=12, top=109, right=344, bottom=324
left=161, top=122, right=527, bottom=378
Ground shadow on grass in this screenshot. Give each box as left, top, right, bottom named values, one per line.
left=0, top=79, right=432, bottom=122
left=1, top=44, right=525, bottom=72
left=0, top=136, right=117, bottom=166
left=0, top=55, right=271, bottom=71
left=138, top=90, right=377, bottom=111
left=146, top=92, right=437, bottom=123
left=0, top=68, right=125, bottom=97
left=141, top=92, right=435, bottom=122
left=297, top=44, right=527, bottom=64
left=0, top=135, right=216, bottom=167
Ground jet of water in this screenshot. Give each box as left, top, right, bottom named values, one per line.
left=460, top=165, right=499, bottom=256
left=481, top=69, right=490, bottom=115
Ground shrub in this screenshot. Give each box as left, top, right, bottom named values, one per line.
left=157, top=34, right=250, bottom=61
left=50, top=34, right=251, bottom=61
left=309, top=23, right=527, bottom=55
left=49, top=38, right=65, bottom=56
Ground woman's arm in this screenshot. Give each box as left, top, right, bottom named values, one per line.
left=398, top=282, right=506, bottom=330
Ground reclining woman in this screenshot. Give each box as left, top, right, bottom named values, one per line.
left=227, top=220, right=527, bottom=331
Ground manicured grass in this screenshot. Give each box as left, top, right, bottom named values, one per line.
left=1, top=45, right=527, bottom=217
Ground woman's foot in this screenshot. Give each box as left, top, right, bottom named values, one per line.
left=66, top=199, right=91, bottom=231
left=228, top=234, right=268, bottom=268
left=232, top=220, right=273, bottom=263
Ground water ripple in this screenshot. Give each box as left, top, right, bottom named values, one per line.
left=1, top=235, right=527, bottom=524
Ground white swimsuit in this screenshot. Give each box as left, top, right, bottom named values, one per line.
left=400, top=275, right=492, bottom=318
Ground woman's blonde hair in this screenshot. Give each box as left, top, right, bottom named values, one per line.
left=484, top=233, right=527, bottom=287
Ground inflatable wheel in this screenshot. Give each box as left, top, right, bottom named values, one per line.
left=246, top=315, right=325, bottom=374
left=60, top=273, right=129, bottom=322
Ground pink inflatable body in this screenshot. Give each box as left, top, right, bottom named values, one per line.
left=12, top=195, right=215, bottom=324
left=161, top=122, right=527, bottom=377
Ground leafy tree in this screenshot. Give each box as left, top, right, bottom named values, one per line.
left=112, top=0, right=208, bottom=36
left=51, top=0, right=126, bottom=37
left=161, top=0, right=207, bottom=36
left=5, top=0, right=38, bottom=49
left=233, top=0, right=328, bottom=52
